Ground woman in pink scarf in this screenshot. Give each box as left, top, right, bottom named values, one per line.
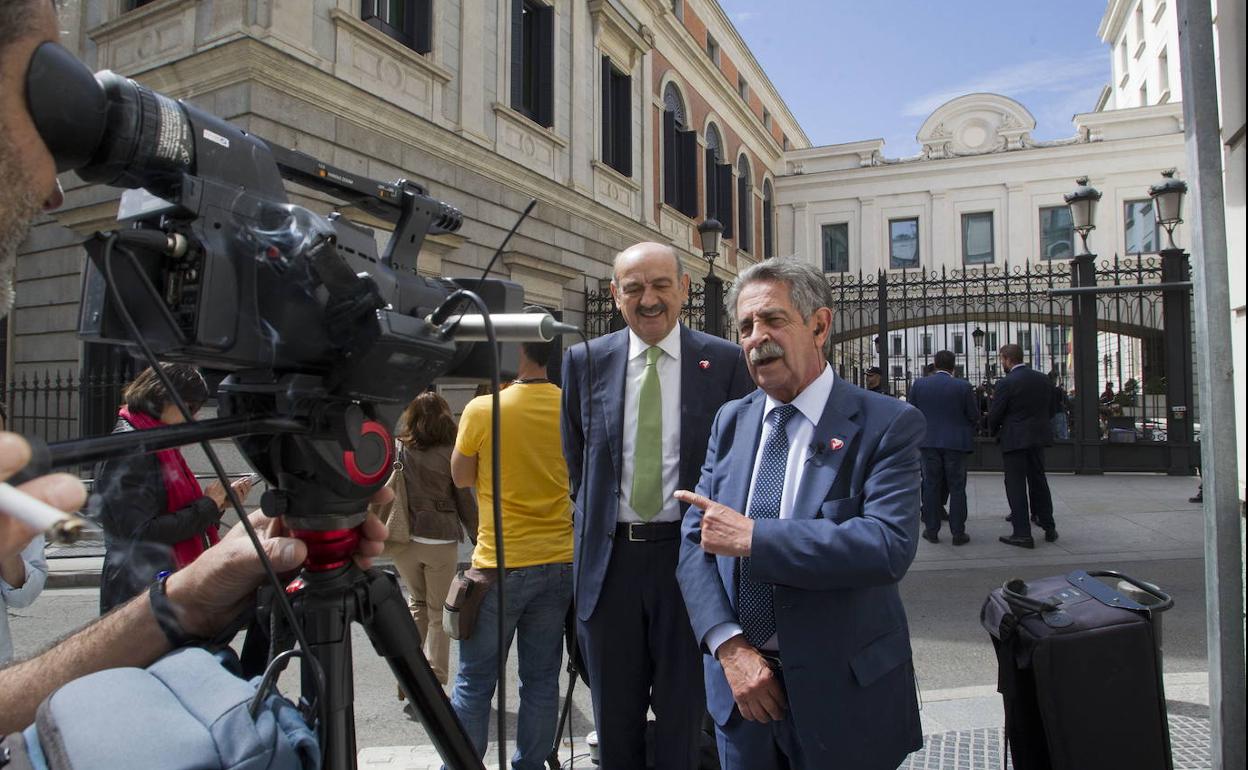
left=95, top=364, right=254, bottom=613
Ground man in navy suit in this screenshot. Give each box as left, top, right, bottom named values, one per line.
left=988, top=343, right=1058, bottom=548
left=908, top=350, right=979, bottom=545
left=675, top=258, right=924, bottom=770
left=562, top=242, right=753, bottom=769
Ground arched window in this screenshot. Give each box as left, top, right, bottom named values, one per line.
left=662, top=82, right=697, bottom=217
left=704, top=123, right=732, bottom=238
left=762, top=179, right=775, bottom=258
left=737, top=155, right=752, bottom=253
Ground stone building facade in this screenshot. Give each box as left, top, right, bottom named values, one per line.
left=9, top=0, right=807, bottom=414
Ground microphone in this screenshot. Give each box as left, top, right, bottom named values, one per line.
left=439, top=313, right=580, bottom=342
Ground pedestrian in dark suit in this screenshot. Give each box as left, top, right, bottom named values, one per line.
left=908, top=350, right=978, bottom=545
left=988, top=344, right=1058, bottom=547
left=675, top=258, right=924, bottom=770
left=562, top=242, right=753, bottom=769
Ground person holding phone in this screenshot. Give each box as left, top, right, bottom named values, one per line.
left=94, top=364, right=255, bottom=613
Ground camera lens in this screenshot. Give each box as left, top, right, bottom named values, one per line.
left=27, top=42, right=194, bottom=191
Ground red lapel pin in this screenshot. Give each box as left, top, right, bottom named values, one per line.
left=829, top=438, right=845, bottom=451
left=699, top=359, right=710, bottom=370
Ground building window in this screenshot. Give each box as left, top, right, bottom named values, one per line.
left=1039, top=206, right=1074, bottom=260
left=362, top=0, right=433, bottom=53
left=510, top=0, right=554, bottom=127
left=821, top=223, right=848, bottom=273
left=1139, top=81, right=1149, bottom=106
left=1134, top=3, right=1145, bottom=46
left=704, top=124, right=733, bottom=238
left=706, top=33, right=720, bottom=67
left=762, top=180, right=775, bottom=258
left=891, top=365, right=904, bottom=379
left=921, top=333, right=933, bottom=356
left=737, top=156, right=752, bottom=252
left=671, top=0, right=682, bottom=21
left=889, top=217, right=919, bottom=269
left=600, top=57, right=631, bottom=176
left=890, top=335, right=902, bottom=356
left=1158, top=48, right=1170, bottom=97
left=962, top=212, right=994, bottom=265
left=986, top=330, right=999, bottom=354
left=1124, top=200, right=1160, bottom=253
left=738, top=76, right=748, bottom=101
left=762, top=108, right=772, bottom=130
left=1119, top=41, right=1129, bottom=74
left=953, top=332, right=965, bottom=355
left=662, top=82, right=697, bottom=218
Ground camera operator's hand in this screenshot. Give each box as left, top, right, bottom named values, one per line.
left=164, top=490, right=391, bottom=639
left=0, top=433, right=87, bottom=560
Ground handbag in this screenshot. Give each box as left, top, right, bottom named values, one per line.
left=444, top=566, right=497, bottom=640
left=369, top=440, right=410, bottom=545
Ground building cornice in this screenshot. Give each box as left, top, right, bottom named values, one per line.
left=1098, top=0, right=1132, bottom=43
left=689, top=0, right=811, bottom=148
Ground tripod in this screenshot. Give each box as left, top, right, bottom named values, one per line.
left=30, top=413, right=486, bottom=770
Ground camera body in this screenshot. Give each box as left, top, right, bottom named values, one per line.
left=29, top=41, right=522, bottom=523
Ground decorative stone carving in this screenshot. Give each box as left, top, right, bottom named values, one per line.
left=501, top=251, right=583, bottom=308
left=916, top=93, right=1036, bottom=158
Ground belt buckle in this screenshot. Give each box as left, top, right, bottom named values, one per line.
left=627, top=523, right=644, bottom=542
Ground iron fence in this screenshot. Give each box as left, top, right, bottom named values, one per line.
left=3, top=368, right=130, bottom=476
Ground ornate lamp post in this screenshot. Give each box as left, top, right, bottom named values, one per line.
left=1149, top=169, right=1194, bottom=471
left=972, top=326, right=986, bottom=382
left=698, top=218, right=725, bottom=336
left=1064, top=176, right=1102, bottom=256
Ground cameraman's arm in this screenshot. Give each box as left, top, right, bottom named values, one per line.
left=0, top=501, right=387, bottom=734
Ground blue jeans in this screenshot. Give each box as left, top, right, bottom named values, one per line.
left=450, top=562, right=572, bottom=770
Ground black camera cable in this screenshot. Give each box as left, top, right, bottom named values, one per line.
left=99, top=232, right=328, bottom=731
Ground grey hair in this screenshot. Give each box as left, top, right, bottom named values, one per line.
left=727, top=257, right=834, bottom=356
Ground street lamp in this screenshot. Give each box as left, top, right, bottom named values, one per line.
left=698, top=218, right=724, bottom=276
left=1148, top=168, right=1188, bottom=250
left=972, top=326, right=985, bottom=380
left=1064, top=176, right=1102, bottom=256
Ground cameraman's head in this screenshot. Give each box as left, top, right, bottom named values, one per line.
left=0, top=0, right=63, bottom=317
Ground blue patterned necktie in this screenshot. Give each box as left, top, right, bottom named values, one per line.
left=737, top=404, right=799, bottom=648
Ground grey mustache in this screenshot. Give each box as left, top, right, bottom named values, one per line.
left=749, top=340, right=785, bottom=363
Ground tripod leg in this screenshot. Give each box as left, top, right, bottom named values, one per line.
left=547, top=667, right=577, bottom=770
left=288, top=566, right=363, bottom=770
left=357, top=566, right=485, bottom=770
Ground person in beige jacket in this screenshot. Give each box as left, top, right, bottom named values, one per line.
left=389, top=392, right=478, bottom=687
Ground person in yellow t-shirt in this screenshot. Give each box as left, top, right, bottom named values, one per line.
left=448, top=333, right=573, bottom=768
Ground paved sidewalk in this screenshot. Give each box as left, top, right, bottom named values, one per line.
left=44, top=472, right=1212, bottom=768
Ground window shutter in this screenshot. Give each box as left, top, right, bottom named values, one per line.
left=536, top=4, right=555, bottom=127
left=738, top=176, right=751, bottom=251
left=677, top=129, right=698, bottom=217
left=615, top=71, right=632, bottom=176
left=704, top=147, right=717, bottom=220
left=361, top=0, right=377, bottom=18
left=413, top=0, right=433, bottom=54
left=510, top=0, right=524, bottom=114
left=601, top=57, right=613, bottom=165
left=717, top=163, right=733, bottom=238
left=663, top=110, right=678, bottom=206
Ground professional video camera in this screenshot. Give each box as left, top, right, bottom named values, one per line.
left=28, top=42, right=525, bottom=526
left=23, top=41, right=564, bottom=769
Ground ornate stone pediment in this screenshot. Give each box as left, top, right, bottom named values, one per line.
left=916, top=93, right=1036, bottom=159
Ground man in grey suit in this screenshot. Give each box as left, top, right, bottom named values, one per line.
left=562, top=242, right=752, bottom=768
left=675, top=258, right=924, bottom=770
left=908, top=350, right=979, bottom=545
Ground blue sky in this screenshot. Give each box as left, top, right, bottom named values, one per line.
left=718, top=1, right=1112, bottom=155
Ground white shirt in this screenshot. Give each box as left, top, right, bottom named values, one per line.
left=705, top=364, right=836, bottom=655
left=1, top=534, right=47, bottom=664
left=617, top=325, right=683, bottom=524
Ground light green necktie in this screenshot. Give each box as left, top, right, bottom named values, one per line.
left=630, top=346, right=664, bottom=520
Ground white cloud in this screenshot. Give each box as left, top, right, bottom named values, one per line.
left=733, top=10, right=760, bottom=23
left=902, top=51, right=1109, bottom=118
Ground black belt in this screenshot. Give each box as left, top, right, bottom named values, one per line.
left=615, top=521, right=681, bottom=542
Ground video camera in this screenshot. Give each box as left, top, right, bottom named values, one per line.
left=27, top=42, right=524, bottom=525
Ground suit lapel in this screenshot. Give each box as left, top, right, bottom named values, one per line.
left=596, top=331, right=630, bottom=475
left=718, top=392, right=764, bottom=595
left=679, top=325, right=708, bottom=477
left=791, top=377, right=862, bottom=519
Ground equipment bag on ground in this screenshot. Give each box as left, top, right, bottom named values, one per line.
left=980, top=569, right=1174, bottom=770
